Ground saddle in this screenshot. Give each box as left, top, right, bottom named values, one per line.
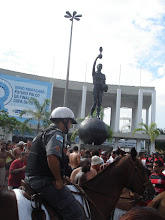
left=20, top=180, right=61, bottom=220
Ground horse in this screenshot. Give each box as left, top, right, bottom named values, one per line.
left=119, top=207, right=165, bottom=220
left=0, top=149, right=155, bottom=220
left=148, top=191, right=165, bottom=219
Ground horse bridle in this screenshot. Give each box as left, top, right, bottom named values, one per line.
left=121, top=158, right=152, bottom=202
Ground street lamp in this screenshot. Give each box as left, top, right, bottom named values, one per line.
left=63, top=11, right=82, bottom=107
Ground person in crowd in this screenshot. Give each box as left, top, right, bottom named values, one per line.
left=149, top=160, right=165, bottom=195
left=138, top=151, right=147, bottom=167
left=13, top=141, right=26, bottom=159
left=91, top=155, right=102, bottom=174
left=0, top=143, right=15, bottom=187
left=8, top=151, right=27, bottom=189
left=69, top=146, right=81, bottom=169
left=148, top=153, right=154, bottom=164
left=71, top=158, right=97, bottom=184
left=5, top=142, right=15, bottom=179
left=82, top=149, right=91, bottom=160
left=26, top=140, right=32, bottom=150
left=80, top=148, right=85, bottom=158
left=24, top=139, right=32, bottom=155
left=63, top=146, right=72, bottom=178
left=107, top=150, right=117, bottom=164
left=100, top=151, right=108, bottom=164
left=91, top=149, right=100, bottom=157
left=74, top=158, right=96, bottom=185
left=154, top=152, right=164, bottom=164
left=25, top=107, right=85, bottom=220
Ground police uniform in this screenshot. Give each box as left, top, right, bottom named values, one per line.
left=25, top=123, right=85, bottom=220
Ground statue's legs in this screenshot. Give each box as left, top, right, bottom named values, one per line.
left=91, top=102, right=97, bottom=116
left=91, top=87, right=97, bottom=116
left=97, top=91, right=103, bottom=118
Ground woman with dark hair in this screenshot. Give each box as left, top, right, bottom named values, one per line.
left=0, top=143, right=15, bottom=187
left=5, top=142, right=15, bottom=180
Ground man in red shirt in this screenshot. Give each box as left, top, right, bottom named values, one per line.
left=8, top=151, right=27, bottom=190
left=150, top=160, right=165, bottom=196
left=154, top=152, right=164, bottom=164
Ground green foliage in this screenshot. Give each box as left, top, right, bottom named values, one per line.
left=0, top=110, right=32, bottom=135
left=133, top=122, right=160, bottom=153
left=20, top=98, right=51, bottom=133
left=133, top=122, right=159, bottom=142
left=91, top=107, right=104, bottom=120
left=106, top=124, right=113, bottom=142
left=0, top=111, right=20, bottom=132
left=70, top=129, right=78, bottom=142
left=157, top=128, right=165, bottom=135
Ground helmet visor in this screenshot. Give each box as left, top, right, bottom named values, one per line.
left=71, top=118, right=77, bottom=124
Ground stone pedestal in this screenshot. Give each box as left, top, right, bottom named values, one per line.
left=78, top=117, right=109, bottom=145
left=80, top=144, right=113, bottom=152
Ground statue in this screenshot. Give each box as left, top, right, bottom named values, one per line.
left=90, top=47, right=108, bottom=118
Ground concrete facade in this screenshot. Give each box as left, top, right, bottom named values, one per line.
left=0, top=68, right=160, bottom=153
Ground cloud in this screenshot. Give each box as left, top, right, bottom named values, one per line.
left=0, top=0, right=165, bottom=128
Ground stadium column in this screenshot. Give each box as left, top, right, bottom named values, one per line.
left=80, top=85, right=87, bottom=118
left=114, top=88, right=121, bottom=132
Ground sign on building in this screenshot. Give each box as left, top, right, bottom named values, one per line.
left=0, top=73, right=53, bottom=124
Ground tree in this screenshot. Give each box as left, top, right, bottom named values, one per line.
left=157, top=128, right=165, bottom=135
left=0, top=110, right=32, bottom=137
left=133, top=122, right=160, bottom=153
left=20, top=98, right=51, bottom=134
left=0, top=111, right=20, bottom=133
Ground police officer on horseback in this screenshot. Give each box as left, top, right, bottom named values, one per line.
left=25, top=107, right=85, bottom=220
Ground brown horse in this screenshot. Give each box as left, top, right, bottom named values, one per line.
left=0, top=150, right=155, bottom=220
left=148, top=191, right=165, bottom=219
left=119, top=207, right=165, bottom=220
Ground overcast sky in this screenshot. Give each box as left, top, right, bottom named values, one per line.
left=0, top=0, right=165, bottom=129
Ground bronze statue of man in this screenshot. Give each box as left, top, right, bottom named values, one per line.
left=91, top=47, right=108, bottom=118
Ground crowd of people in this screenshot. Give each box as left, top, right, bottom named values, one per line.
left=0, top=106, right=165, bottom=220
left=0, top=139, right=31, bottom=189
left=1, top=138, right=165, bottom=195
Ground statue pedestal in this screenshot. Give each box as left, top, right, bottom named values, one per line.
left=80, top=144, right=113, bottom=152
left=78, top=117, right=108, bottom=145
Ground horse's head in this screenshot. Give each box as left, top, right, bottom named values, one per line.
left=126, top=148, right=155, bottom=201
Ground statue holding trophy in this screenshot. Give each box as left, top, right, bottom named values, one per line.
left=90, top=47, right=108, bottom=118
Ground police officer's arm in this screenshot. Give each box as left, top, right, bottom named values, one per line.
left=47, top=154, right=63, bottom=190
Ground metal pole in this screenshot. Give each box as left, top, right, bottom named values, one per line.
left=63, top=19, right=73, bottom=107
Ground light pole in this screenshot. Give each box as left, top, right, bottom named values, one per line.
left=63, top=11, right=82, bottom=107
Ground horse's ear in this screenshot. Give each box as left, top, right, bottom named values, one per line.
left=131, top=147, right=137, bottom=160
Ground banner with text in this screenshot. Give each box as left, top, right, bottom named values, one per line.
left=0, top=73, right=53, bottom=124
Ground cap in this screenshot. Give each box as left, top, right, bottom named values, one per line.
left=91, top=156, right=102, bottom=166
left=18, top=141, right=26, bottom=146
left=101, top=151, right=107, bottom=155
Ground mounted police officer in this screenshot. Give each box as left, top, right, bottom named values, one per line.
left=25, top=107, right=85, bottom=220
left=90, top=47, right=108, bottom=118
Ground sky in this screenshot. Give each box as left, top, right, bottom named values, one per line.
left=0, top=0, right=165, bottom=129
